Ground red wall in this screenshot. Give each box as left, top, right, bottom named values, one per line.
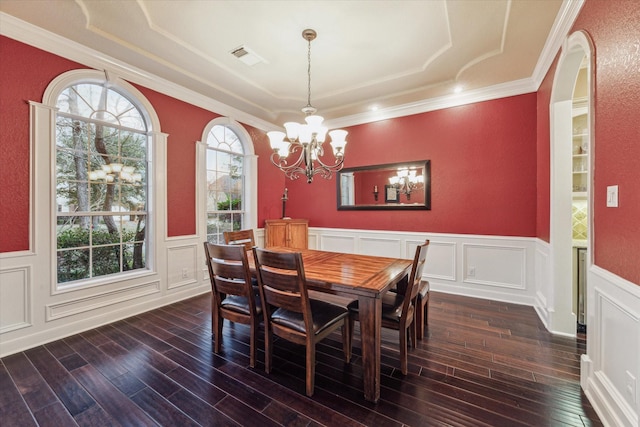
left=571, top=0, right=640, bottom=284
left=285, top=95, right=538, bottom=237
left=0, top=37, right=81, bottom=252
left=535, top=56, right=556, bottom=244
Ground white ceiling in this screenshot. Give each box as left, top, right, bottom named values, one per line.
left=1, top=0, right=573, bottom=130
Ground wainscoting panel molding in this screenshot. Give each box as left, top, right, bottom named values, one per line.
left=358, top=236, right=403, bottom=258
left=46, top=281, right=160, bottom=321
left=462, top=244, right=526, bottom=290
left=0, top=266, right=31, bottom=334
left=423, top=241, right=457, bottom=282
left=317, top=233, right=357, bottom=253
left=167, top=243, right=199, bottom=289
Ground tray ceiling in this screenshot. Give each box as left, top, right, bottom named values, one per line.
left=1, top=0, right=567, bottom=128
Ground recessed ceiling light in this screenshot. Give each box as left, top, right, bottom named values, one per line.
left=371, top=105, right=379, bottom=111
left=453, top=85, right=463, bottom=94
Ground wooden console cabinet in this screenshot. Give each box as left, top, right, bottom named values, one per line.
left=264, top=219, right=308, bottom=249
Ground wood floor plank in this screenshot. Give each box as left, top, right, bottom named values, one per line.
left=23, top=346, right=96, bottom=417
left=2, top=352, right=59, bottom=413
left=130, top=387, right=200, bottom=427
left=0, top=291, right=601, bottom=426
left=71, top=364, right=159, bottom=426
left=166, top=388, right=239, bottom=427
left=32, top=401, right=79, bottom=427
left=0, top=360, right=38, bottom=426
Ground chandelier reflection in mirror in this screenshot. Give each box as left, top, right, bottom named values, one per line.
left=267, top=29, right=348, bottom=184
left=389, top=167, right=424, bottom=200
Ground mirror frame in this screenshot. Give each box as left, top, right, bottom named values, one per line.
left=336, top=160, right=431, bottom=210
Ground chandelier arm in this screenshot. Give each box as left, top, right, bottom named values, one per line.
left=311, top=150, right=345, bottom=168
left=269, top=148, right=306, bottom=172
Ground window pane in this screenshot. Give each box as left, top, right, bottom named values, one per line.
left=56, top=148, right=88, bottom=180
left=57, top=248, right=90, bottom=283
left=57, top=181, right=89, bottom=215
left=89, top=182, right=119, bottom=213
left=124, top=242, right=146, bottom=270
left=207, top=214, right=227, bottom=244
left=123, top=215, right=145, bottom=242
left=107, top=90, right=146, bottom=131
left=57, top=216, right=91, bottom=248
left=92, top=245, right=122, bottom=277
left=120, top=130, right=147, bottom=159
left=92, top=216, right=121, bottom=245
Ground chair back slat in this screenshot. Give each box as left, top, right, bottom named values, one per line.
left=204, top=242, right=254, bottom=304
left=253, top=248, right=311, bottom=321
left=224, top=229, right=256, bottom=251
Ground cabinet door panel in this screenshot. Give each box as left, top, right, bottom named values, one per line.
left=265, top=222, right=287, bottom=248
left=288, top=222, right=308, bottom=249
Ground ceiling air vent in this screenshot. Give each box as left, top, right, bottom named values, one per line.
left=230, top=45, right=266, bottom=66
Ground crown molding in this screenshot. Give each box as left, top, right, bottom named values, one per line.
left=326, top=77, right=537, bottom=128
left=0, top=12, right=275, bottom=132
left=531, top=0, right=585, bottom=88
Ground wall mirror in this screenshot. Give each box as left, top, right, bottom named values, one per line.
left=337, top=160, right=431, bottom=210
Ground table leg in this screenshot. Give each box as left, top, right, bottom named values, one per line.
left=358, top=295, right=382, bottom=402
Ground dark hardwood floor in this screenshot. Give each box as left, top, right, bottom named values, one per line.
left=1, top=292, right=602, bottom=426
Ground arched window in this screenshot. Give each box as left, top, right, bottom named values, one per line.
left=55, top=82, right=150, bottom=284
left=205, top=124, right=248, bottom=243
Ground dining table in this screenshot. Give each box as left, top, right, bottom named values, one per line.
left=250, top=246, right=413, bottom=403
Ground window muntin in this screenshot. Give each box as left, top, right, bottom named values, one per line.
left=55, top=83, right=149, bottom=285
left=205, top=125, right=246, bottom=244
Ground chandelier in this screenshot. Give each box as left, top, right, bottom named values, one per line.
left=389, top=167, right=423, bottom=200
left=267, top=29, right=348, bottom=184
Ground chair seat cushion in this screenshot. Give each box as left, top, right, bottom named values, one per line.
left=221, top=292, right=262, bottom=316
left=271, top=299, right=348, bottom=335
left=348, top=291, right=410, bottom=324
left=418, top=280, right=430, bottom=299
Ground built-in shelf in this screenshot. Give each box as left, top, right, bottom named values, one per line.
left=572, top=110, right=588, bottom=197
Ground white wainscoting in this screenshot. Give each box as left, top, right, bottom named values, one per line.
left=0, top=265, right=32, bottom=334
left=0, top=237, right=210, bottom=358
left=534, top=240, right=552, bottom=329
left=582, top=266, right=640, bottom=427
left=309, top=227, right=539, bottom=306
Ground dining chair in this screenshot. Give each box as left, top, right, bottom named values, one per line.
left=252, top=247, right=351, bottom=397
left=223, top=229, right=256, bottom=251
left=348, top=240, right=429, bottom=375
left=204, top=242, right=262, bottom=368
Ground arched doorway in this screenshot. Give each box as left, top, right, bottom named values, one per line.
left=549, top=31, right=594, bottom=335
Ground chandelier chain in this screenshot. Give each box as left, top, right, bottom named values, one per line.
left=306, top=36, right=312, bottom=110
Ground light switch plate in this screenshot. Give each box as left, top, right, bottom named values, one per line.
left=606, top=185, right=618, bottom=207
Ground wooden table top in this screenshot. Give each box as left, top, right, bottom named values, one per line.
left=253, top=247, right=412, bottom=299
